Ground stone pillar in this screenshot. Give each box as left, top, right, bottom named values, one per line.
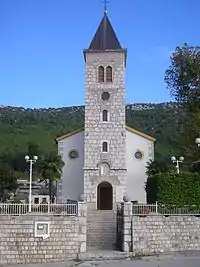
left=78, top=202, right=87, bottom=253
left=122, top=202, right=132, bottom=252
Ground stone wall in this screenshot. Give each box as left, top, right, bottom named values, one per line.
left=132, top=215, right=200, bottom=255
left=0, top=203, right=87, bottom=265
left=121, top=203, right=200, bottom=255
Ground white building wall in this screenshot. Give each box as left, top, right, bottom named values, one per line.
left=126, top=130, right=154, bottom=203
left=58, top=131, right=84, bottom=202
left=58, top=129, right=154, bottom=203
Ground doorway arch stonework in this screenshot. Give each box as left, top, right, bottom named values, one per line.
left=97, top=182, right=113, bottom=210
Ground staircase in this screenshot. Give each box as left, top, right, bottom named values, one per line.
left=87, top=209, right=117, bottom=250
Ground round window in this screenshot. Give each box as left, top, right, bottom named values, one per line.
left=69, top=150, right=79, bottom=159
left=101, top=92, right=110, bottom=101
left=134, top=150, right=143, bottom=160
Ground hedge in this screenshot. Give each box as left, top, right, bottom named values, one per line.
left=146, top=172, right=200, bottom=206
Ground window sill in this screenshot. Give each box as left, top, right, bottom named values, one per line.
left=97, top=82, right=113, bottom=84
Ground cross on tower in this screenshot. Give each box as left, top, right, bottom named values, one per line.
left=103, top=0, right=110, bottom=14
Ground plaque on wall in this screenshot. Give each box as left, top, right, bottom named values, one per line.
left=34, top=221, right=50, bottom=240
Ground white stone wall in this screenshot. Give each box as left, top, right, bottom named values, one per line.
left=84, top=51, right=127, bottom=203
left=57, top=131, right=84, bottom=202
left=0, top=203, right=87, bottom=265
left=126, top=130, right=154, bottom=203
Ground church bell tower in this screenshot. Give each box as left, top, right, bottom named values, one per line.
left=83, top=11, right=127, bottom=210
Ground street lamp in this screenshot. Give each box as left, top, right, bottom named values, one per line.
left=195, top=138, right=200, bottom=147
left=25, top=155, right=38, bottom=212
left=171, top=156, right=184, bottom=174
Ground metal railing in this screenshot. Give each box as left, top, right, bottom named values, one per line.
left=132, top=202, right=200, bottom=216
left=0, top=203, right=78, bottom=216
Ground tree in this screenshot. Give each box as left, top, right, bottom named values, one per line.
left=146, top=159, right=171, bottom=176
left=165, top=44, right=200, bottom=165
left=165, top=43, right=200, bottom=112
left=0, top=160, right=18, bottom=202
left=26, top=142, right=42, bottom=158
left=39, top=152, right=64, bottom=202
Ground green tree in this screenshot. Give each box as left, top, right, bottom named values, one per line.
left=146, top=159, right=171, bottom=176
left=0, top=160, right=18, bottom=202
left=165, top=43, right=200, bottom=165
left=165, top=43, right=200, bottom=111
left=26, top=142, right=42, bottom=158
left=39, top=152, right=64, bottom=202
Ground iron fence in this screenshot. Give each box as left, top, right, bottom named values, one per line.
left=132, top=202, right=200, bottom=216
left=116, top=203, right=123, bottom=250
left=0, top=203, right=78, bottom=216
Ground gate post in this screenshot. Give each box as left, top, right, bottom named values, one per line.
left=78, top=202, right=87, bottom=253
left=122, top=202, right=132, bottom=252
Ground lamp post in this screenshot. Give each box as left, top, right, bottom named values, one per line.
left=25, top=155, right=38, bottom=212
left=195, top=138, right=200, bottom=147
left=171, top=156, right=184, bottom=174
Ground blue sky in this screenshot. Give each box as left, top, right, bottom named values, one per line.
left=0, top=0, right=199, bottom=108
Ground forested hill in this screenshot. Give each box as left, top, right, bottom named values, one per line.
left=0, top=102, right=185, bottom=159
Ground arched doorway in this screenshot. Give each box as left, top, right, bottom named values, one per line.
left=97, top=182, right=113, bottom=210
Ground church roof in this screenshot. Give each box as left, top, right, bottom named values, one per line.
left=56, top=125, right=156, bottom=142
left=88, top=13, right=122, bottom=50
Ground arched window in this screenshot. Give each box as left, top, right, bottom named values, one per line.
left=102, top=110, right=108, bottom=121
left=106, top=66, right=112, bottom=82
left=98, top=66, right=104, bottom=83
left=102, top=142, right=108, bottom=152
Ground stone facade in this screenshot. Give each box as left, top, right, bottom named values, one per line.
left=0, top=203, right=87, bottom=265
left=83, top=51, right=127, bottom=203
left=121, top=203, right=200, bottom=255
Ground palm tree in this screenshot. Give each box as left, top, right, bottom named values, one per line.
left=146, top=159, right=171, bottom=176
left=39, top=152, right=64, bottom=202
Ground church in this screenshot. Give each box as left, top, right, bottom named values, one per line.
left=56, top=11, right=156, bottom=209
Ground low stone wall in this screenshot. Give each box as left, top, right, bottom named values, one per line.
left=132, top=215, right=200, bottom=255
left=0, top=203, right=87, bottom=265
left=121, top=203, right=200, bottom=255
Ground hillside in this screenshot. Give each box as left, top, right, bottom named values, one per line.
left=0, top=102, right=185, bottom=159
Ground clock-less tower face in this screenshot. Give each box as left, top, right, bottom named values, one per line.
left=83, top=13, right=127, bottom=207
left=84, top=51, right=126, bottom=169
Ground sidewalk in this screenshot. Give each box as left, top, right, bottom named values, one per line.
left=3, top=251, right=200, bottom=267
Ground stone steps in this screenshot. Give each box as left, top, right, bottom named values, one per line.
left=87, top=238, right=116, bottom=250
left=87, top=210, right=117, bottom=250
left=78, top=250, right=131, bottom=261
left=87, top=233, right=116, bottom=242
left=88, top=228, right=116, bottom=233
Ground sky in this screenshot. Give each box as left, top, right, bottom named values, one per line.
left=0, top=0, right=200, bottom=108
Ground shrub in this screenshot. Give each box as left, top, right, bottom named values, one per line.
left=146, top=172, right=200, bottom=207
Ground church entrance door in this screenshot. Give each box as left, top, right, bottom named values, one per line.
left=97, top=182, right=113, bottom=210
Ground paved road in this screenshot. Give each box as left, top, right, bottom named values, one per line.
left=5, top=252, right=200, bottom=267
left=96, top=256, right=200, bottom=267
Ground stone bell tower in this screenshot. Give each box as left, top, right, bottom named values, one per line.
left=83, top=12, right=127, bottom=210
